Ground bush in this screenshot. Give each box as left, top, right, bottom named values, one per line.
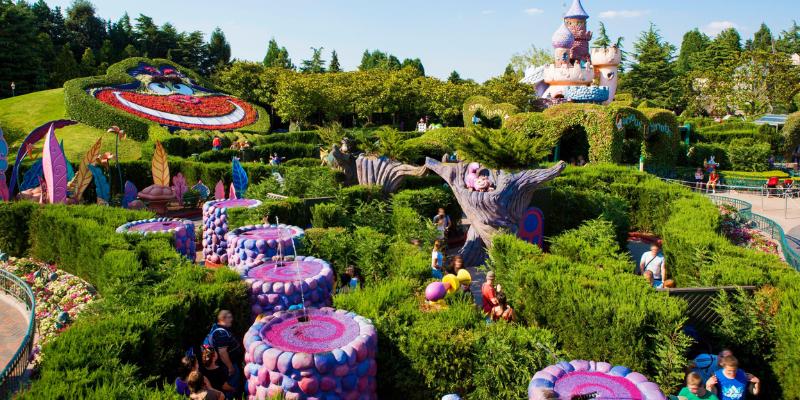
left=684, top=143, right=731, bottom=169
left=194, top=142, right=318, bottom=163
left=227, top=197, right=310, bottom=228
left=311, top=202, right=347, bottom=228
left=0, top=202, right=38, bottom=256
left=727, top=138, right=771, bottom=172
left=392, top=186, right=457, bottom=220
left=549, top=219, right=630, bottom=272
left=391, top=205, right=439, bottom=245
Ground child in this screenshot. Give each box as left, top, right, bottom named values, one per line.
left=679, top=372, right=718, bottom=400
left=706, top=355, right=760, bottom=400
left=707, top=170, right=720, bottom=194
left=694, top=168, right=705, bottom=191
left=491, top=292, right=514, bottom=322
left=431, top=240, right=444, bottom=279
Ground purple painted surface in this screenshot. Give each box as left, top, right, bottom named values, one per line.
left=247, top=261, right=323, bottom=282
left=261, top=311, right=360, bottom=354
left=42, top=125, right=68, bottom=204
left=215, top=198, right=260, bottom=209
left=9, top=120, right=77, bottom=196
left=128, top=221, right=184, bottom=232
left=240, top=227, right=300, bottom=241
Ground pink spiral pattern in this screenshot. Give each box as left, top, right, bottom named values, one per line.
left=262, top=313, right=359, bottom=353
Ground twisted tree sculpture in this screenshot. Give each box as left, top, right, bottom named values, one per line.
left=329, top=145, right=427, bottom=194
left=425, top=158, right=566, bottom=266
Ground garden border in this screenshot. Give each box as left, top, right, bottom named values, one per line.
left=0, top=269, right=36, bottom=398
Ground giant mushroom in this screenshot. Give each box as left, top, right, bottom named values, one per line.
left=138, top=141, right=174, bottom=214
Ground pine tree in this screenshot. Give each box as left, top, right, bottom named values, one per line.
left=401, top=58, right=424, bottom=76
left=51, top=44, right=80, bottom=86
left=80, top=47, right=97, bottom=75
left=448, top=71, right=463, bottom=84
left=65, top=0, right=106, bottom=56
left=676, top=28, right=710, bottom=73
left=329, top=50, right=341, bottom=72
left=704, top=28, right=742, bottom=66
left=124, top=43, right=139, bottom=58
left=751, top=23, right=773, bottom=51
left=776, top=20, right=800, bottom=54
left=300, top=47, right=326, bottom=73
left=593, top=22, right=611, bottom=48
left=624, top=23, right=679, bottom=107
left=206, top=27, right=231, bottom=74
left=0, top=1, right=46, bottom=96
left=263, top=38, right=294, bottom=69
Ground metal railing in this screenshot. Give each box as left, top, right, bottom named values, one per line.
left=709, top=195, right=800, bottom=272
left=0, top=269, right=36, bottom=399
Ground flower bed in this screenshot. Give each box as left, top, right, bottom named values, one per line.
left=0, top=258, right=97, bottom=367
left=719, top=205, right=780, bottom=255
left=113, top=92, right=238, bottom=117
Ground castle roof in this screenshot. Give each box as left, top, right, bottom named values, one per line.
left=552, top=23, right=575, bottom=49
left=564, top=0, right=589, bottom=19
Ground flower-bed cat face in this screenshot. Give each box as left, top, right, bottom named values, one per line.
left=92, top=63, right=257, bottom=131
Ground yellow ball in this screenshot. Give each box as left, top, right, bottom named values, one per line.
left=456, top=269, right=472, bottom=286
left=442, top=274, right=459, bottom=295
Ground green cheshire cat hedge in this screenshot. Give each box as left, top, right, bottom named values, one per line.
left=64, top=57, right=270, bottom=141
left=464, top=97, right=680, bottom=168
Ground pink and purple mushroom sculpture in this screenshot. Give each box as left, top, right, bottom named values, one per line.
left=242, top=256, right=334, bottom=319
left=528, top=360, right=666, bottom=400
left=201, top=198, right=262, bottom=266
left=243, top=307, right=377, bottom=400
left=116, top=218, right=196, bottom=261
left=225, top=224, right=305, bottom=271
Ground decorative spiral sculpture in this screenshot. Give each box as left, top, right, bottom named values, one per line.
left=528, top=360, right=666, bottom=400
left=242, top=256, right=333, bottom=319
left=201, top=198, right=262, bottom=266
left=225, top=224, right=305, bottom=272
left=116, top=218, right=196, bottom=261
left=243, top=308, right=377, bottom=400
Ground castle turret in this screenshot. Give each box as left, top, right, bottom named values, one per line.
left=590, top=47, right=621, bottom=104
left=563, top=0, right=592, bottom=64
left=551, top=24, right=574, bottom=67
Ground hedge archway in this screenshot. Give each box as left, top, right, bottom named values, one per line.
left=462, top=96, right=519, bottom=128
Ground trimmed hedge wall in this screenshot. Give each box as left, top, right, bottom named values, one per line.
left=0, top=203, right=248, bottom=399
left=63, top=57, right=270, bottom=141
left=194, top=142, right=319, bottom=163
left=462, top=96, right=518, bottom=127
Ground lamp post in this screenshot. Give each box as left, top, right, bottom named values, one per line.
left=10, top=82, right=15, bottom=97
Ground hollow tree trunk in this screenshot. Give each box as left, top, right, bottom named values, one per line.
left=356, top=155, right=427, bottom=194
left=330, top=145, right=358, bottom=185
left=425, top=158, right=566, bottom=266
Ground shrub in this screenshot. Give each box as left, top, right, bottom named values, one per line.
left=727, top=138, right=771, bottom=172
left=349, top=199, right=392, bottom=234
left=302, top=228, right=353, bottom=273
left=391, top=205, right=439, bottom=245
left=311, top=202, right=347, bottom=228
left=227, top=197, right=310, bottom=228
left=352, top=227, right=390, bottom=285
left=392, top=186, right=457, bottom=220
left=549, top=219, right=630, bottom=272
left=684, top=143, right=731, bottom=169
left=336, top=185, right=385, bottom=213
left=0, top=202, right=38, bottom=256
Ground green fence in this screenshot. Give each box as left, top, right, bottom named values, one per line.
left=0, top=269, right=36, bottom=399
left=709, top=195, right=800, bottom=272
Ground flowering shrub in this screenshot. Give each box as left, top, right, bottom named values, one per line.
left=114, top=92, right=238, bottom=116
left=0, top=257, right=97, bottom=367
left=718, top=205, right=779, bottom=255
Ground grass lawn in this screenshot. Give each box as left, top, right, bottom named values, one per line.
left=0, top=88, right=142, bottom=162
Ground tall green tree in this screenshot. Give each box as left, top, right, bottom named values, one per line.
left=750, top=23, right=774, bottom=52
left=676, top=28, right=710, bottom=73
left=624, top=23, right=680, bottom=108
left=80, top=47, right=97, bottom=75
left=109, top=13, right=135, bottom=60
left=263, top=38, right=294, bottom=69
left=508, top=45, right=552, bottom=76
left=704, top=28, right=742, bottom=66
left=328, top=50, right=341, bottom=72
left=359, top=50, right=402, bottom=71
left=448, top=71, right=463, bottom=84
left=401, top=58, right=425, bottom=76
left=0, top=0, right=46, bottom=96
left=205, top=27, right=231, bottom=74
left=776, top=21, right=800, bottom=54
left=593, top=22, right=611, bottom=48
left=65, top=0, right=106, bottom=56
left=301, top=47, right=327, bottom=73
left=51, top=43, right=80, bottom=86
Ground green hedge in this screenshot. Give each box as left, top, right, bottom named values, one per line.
left=0, top=203, right=249, bottom=398
left=194, top=142, right=319, bottom=163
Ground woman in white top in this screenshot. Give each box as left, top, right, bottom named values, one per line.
left=639, top=243, right=666, bottom=288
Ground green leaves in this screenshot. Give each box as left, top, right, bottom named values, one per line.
left=456, top=126, right=554, bottom=169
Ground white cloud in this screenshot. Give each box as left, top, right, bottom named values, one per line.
left=481, top=9, right=495, bottom=15
left=523, top=8, right=544, bottom=16
left=598, top=10, right=650, bottom=19
left=702, top=21, right=740, bottom=36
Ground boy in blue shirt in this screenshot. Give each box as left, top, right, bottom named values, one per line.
left=706, top=355, right=760, bottom=400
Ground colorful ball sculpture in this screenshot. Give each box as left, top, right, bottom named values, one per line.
left=528, top=360, right=666, bottom=400
left=442, top=274, right=459, bottom=295
left=425, top=281, right=447, bottom=302
left=116, top=218, right=196, bottom=261
left=243, top=308, right=377, bottom=400
left=226, top=224, right=305, bottom=271
left=242, top=256, right=334, bottom=319
left=202, top=198, right=262, bottom=266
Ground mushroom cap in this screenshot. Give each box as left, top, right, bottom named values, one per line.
left=138, top=185, right=175, bottom=200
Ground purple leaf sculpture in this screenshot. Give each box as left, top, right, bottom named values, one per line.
left=228, top=183, right=238, bottom=200
left=0, top=127, right=9, bottom=201
left=214, top=180, right=225, bottom=200
left=42, top=124, right=68, bottom=204
left=172, top=173, right=188, bottom=204
left=122, top=181, right=138, bottom=208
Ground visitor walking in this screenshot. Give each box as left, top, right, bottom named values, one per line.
left=187, top=371, right=224, bottom=400
left=692, top=349, right=732, bottom=385
left=200, top=346, right=236, bottom=399
left=678, top=372, right=719, bottom=400
left=639, top=244, right=666, bottom=288
left=431, top=240, right=444, bottom=279
left=706, top=355, right=760, bottom=400
left=433, top=208, right=451, bottom=240
left=481, top=271, right=499, bottom=315
left=212, top=136, right=221, bottom=151
left=204, top=310, right=243, bottom=396
left=176, top=353, right=208, bottom=396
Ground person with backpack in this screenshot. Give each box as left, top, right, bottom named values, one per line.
left=639, top=243, right=666, bottom=288
left=204, top=310, right=243, bottom=397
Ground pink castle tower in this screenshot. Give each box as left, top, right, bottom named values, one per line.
left=564, top=0, right=592, bottom=64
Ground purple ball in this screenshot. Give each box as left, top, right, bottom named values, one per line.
left=425, top=282, right=447, bottom=301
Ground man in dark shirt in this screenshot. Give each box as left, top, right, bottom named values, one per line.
left=204, top=310, right=242, bottom=396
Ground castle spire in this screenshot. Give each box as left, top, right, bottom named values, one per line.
left=564, top=0, right=589, bottom=20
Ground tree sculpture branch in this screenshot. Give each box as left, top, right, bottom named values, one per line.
left=425, top=158, right=566, bottom=266
left=330, top=145, right=357, bottom=186
left=356, top=155, right=427, bottom=194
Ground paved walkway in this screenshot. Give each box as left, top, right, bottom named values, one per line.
left=705, top=190, right=800, bottom=252
left=0, top=293, right=30, bottom=369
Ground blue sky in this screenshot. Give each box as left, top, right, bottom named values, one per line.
left=46, top=0, right=800, bottom=81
